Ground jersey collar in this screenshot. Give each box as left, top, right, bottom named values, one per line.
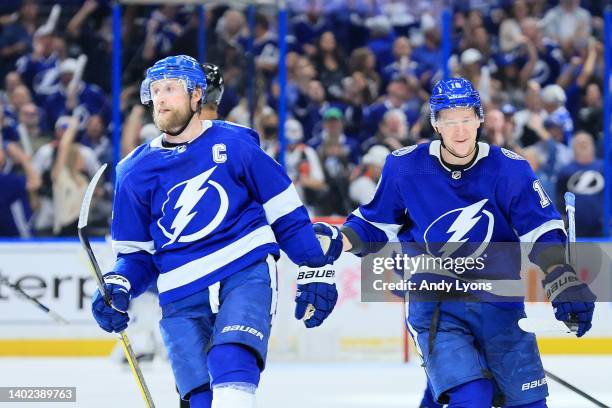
left=150, top=120, right=212, bottom=149
left=429, top=140, right=490, bottom=172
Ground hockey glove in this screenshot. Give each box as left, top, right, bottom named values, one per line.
left=91, top=274, right=131, bottom=333
left=313, top=222, right=343, bottom=265
left=542, top=264, right=596, bottom=337
left=294, top=265, right=338, bottom=328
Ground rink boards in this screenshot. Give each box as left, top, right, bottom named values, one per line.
left=0, top=239, right=611, bottom=357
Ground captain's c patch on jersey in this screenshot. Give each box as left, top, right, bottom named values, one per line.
left=213, top=143, right=227, bottom=163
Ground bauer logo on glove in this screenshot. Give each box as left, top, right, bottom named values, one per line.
left=295, top=265, right=338, bottom=328
left=543, top=271, right=581, bottom=300
left=297, top=268, right=335, bottom=281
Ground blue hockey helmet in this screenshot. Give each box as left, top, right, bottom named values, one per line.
left=140, top=55, right=207, bottom=105
left=429, top=77, right=484, bottom=124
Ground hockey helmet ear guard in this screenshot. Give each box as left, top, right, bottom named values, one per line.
left=201, top=62, right=224, bottom=106
left=140, top=55, right=207, bottom=105
left=429, top=77, right=484, bottom=126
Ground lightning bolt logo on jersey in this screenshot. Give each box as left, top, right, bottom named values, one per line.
left=157, top=166, right=229, bottom=248
left=110, top=120, right=325, bottom=305
left=424, top=199, right=494, bottom=259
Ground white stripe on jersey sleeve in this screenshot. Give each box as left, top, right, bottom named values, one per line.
left=112, top=240, right=156, bottom=256
left=518, top=219, right=566, bottom=243
left=263, top=184, right=303, bottom=225
left=352, top=208, right=402, bottom=241
left=157, top=225, right=276, bottom=293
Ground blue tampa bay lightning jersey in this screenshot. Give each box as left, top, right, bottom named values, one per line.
left=345, top=141, right=566, bottom=299
left=111, top=120, right=326, bottom=305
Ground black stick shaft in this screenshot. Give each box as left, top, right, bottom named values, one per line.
left=545, top=369, right=610, bottom=408
left=0, top=277, right=68, bottom=323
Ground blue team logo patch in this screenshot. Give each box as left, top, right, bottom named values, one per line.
left=157, top=166, right=229, bottom=248
left=424, top=199, right=494, bottom=259
left=501, top=148, right=525, bottom=161
left=567, top=170, right=604, bottom=195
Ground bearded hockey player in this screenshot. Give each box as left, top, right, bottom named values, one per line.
left=90, top=55, right=343, bottom=408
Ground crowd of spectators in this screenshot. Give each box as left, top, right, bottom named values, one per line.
left=0, top=0, right=608, bottom=238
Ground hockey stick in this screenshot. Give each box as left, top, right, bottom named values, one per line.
left=563, top=192, right=580, bottom=332
left=517, top=207, right=609, bottom=407
left=565, top=192, right=577, bottom=267
left=0, top=274, right=69, bottom=324
left=540, top=193, right=610, bottom=407
left=78, top=164, right=156, bottom=408
left=544, top=191, right=610, bottom=408
left=519, top=192, right=581, bottom=335
left=544, top=369, right=610, bottom=408
left=517, top=317, right=574, bottom=335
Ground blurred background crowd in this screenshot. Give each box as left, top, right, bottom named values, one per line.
left=0, top=0, right=607, bottom=238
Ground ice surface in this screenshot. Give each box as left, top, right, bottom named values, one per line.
left=0, top=356, right=610, bottom=407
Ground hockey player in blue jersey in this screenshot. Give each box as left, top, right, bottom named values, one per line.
left=90, top=55, right=343, bottom=408
left=333, top=77, right=595, bottom=407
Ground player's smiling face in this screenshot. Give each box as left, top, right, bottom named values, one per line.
left=150, top=78, right=194, bottom=135
left=435, top=107, right=481, bottom=160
